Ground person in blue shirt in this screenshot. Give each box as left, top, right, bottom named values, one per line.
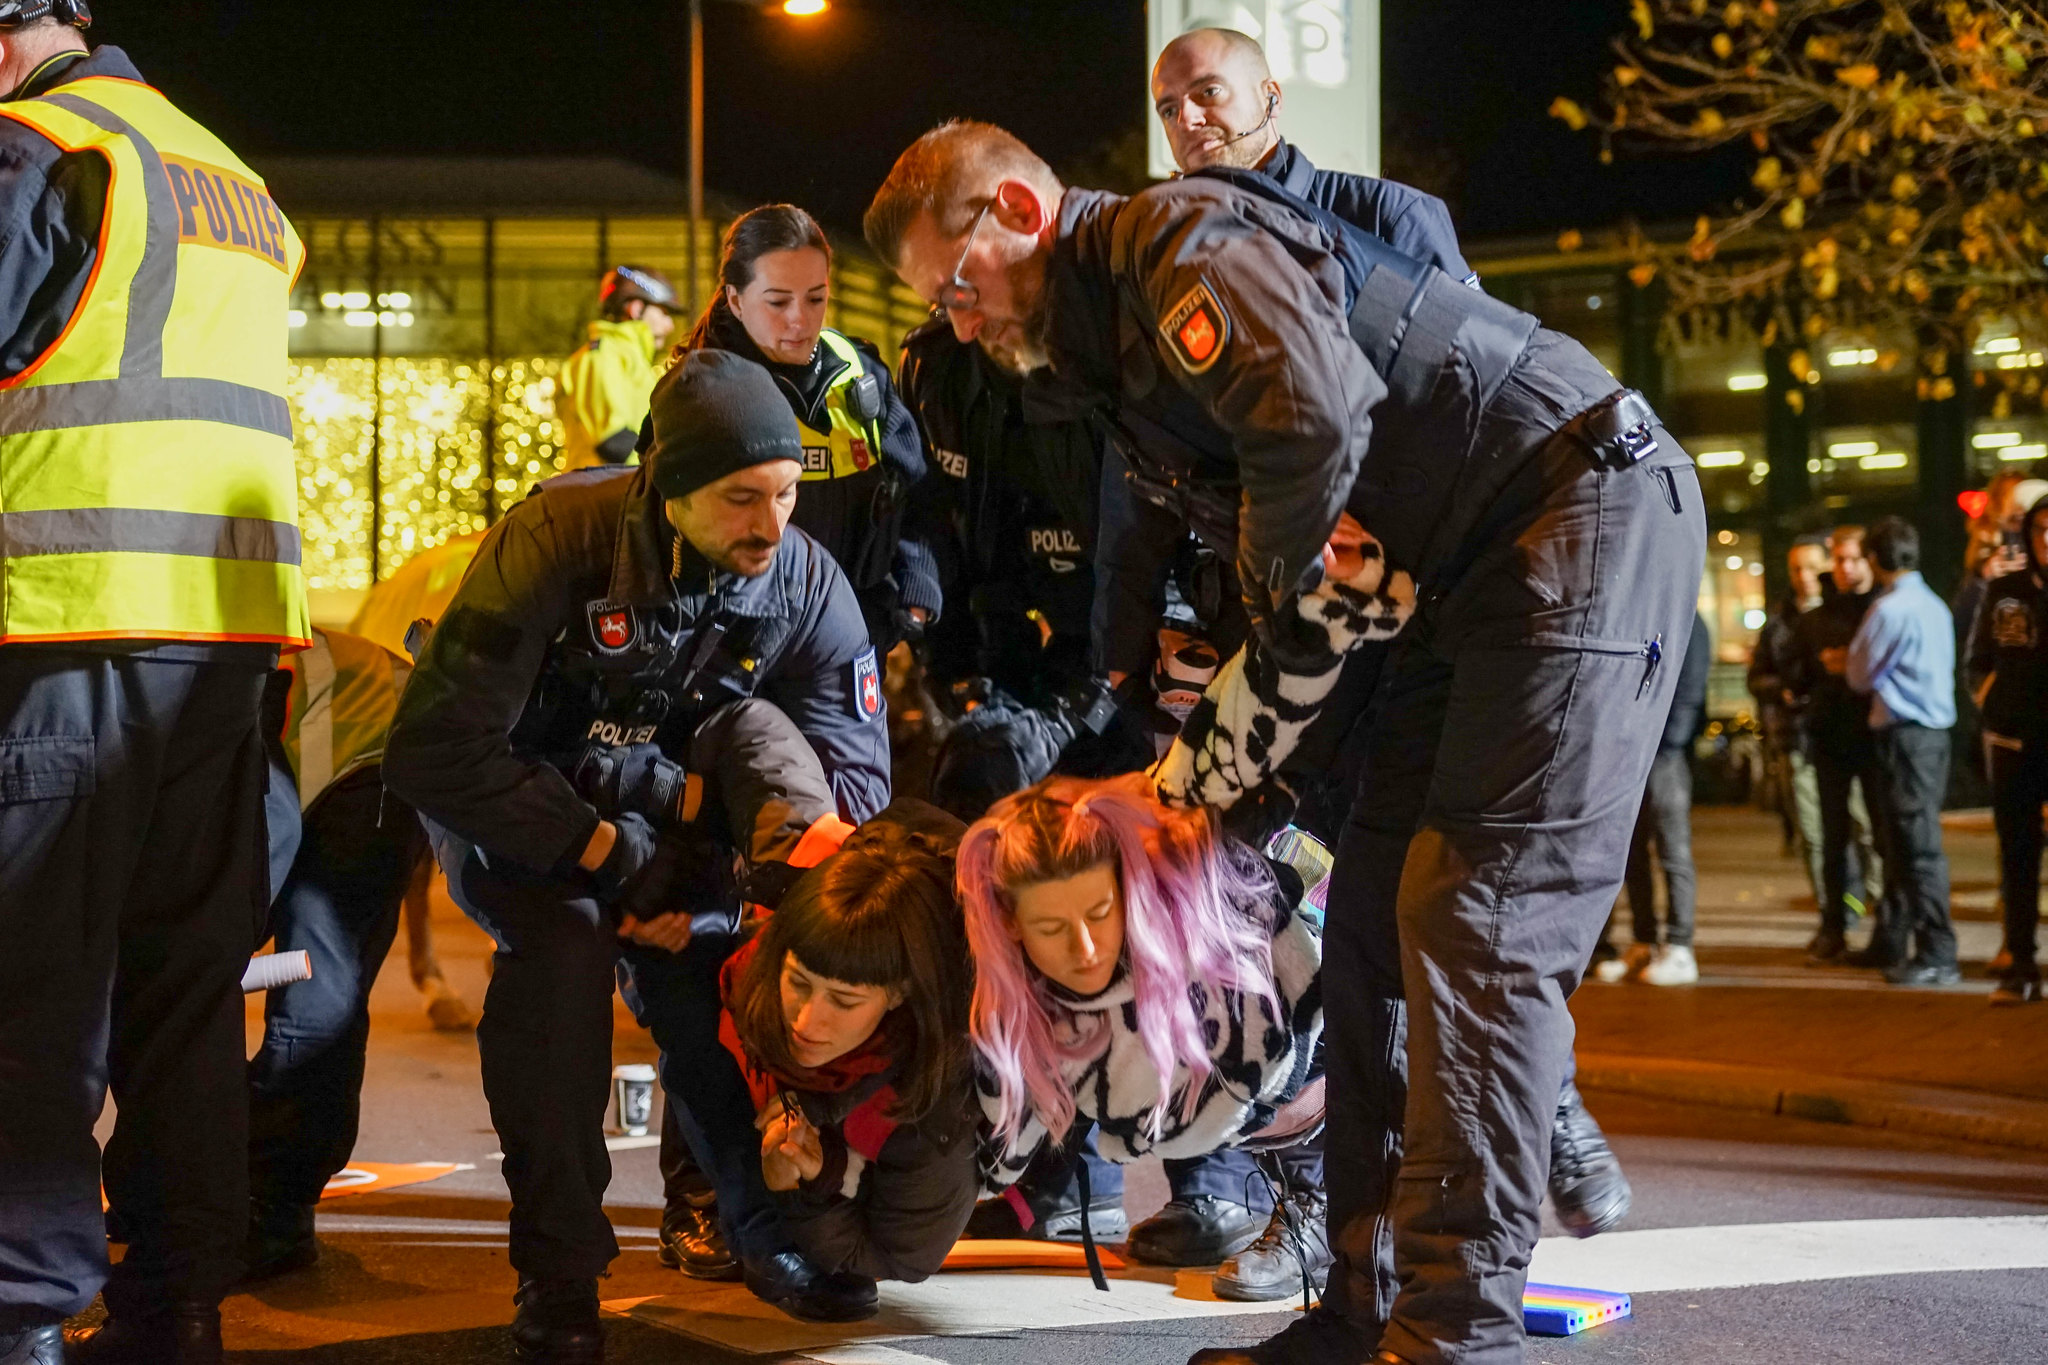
left=1847, top=517, right=1960, bottom=984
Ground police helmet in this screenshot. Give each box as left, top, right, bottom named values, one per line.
left=600, top=265, right=678, bottom=318
left=0, top=0, right=91, bottom=29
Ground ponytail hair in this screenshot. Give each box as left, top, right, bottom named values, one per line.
left=684, top=203, right=833, bottom=352
left=957, top=775, right=1278, bottom=1152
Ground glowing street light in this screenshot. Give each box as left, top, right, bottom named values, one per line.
left=688, top=0, right=831, bottom=308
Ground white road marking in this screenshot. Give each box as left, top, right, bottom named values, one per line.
left=1530, top=1215, right=2048, bottom=1293
left=806, top=1347, right=953, bottom=1365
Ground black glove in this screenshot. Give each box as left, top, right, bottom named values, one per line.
left=591, top=812, right=661, bottom=901
left=572, top=743, right=689, bottom=825
left=616, top=823, right=740, bottom=929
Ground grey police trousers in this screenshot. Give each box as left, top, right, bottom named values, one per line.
left=1319, top=419, right=1705, bottom=1364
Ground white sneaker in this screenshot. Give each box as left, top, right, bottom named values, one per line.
left=1595, top=943, right=1654, bottom=983
left=1641, top=944, right=1699, bottom=986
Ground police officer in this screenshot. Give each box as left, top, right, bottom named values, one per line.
left=558, top=265, right=678, bottom=470
left=868, top=123, right=1704, bottom=1365
left=676, top=204, right=938, bottom=654
left=1153, top=23, right=1637, bottom=1279
left=0, top=7, right=309, bottom=1362
left=383, top=350, right=890, bottom=1362
left=243, top=629, right=430, bottom=1284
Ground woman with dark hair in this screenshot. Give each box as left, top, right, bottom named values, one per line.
left=678, top=204, right=939, bottom=652
left=654, top=801, right=980, bottom=1322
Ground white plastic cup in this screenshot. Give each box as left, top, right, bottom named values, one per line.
left=608, top=1063, right=658, bottom=1137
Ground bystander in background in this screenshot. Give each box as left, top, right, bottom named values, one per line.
left=1750, top=536, right=1831, bottom=907
left=1789, top=527, right=1887, bottom=964
left=1966, top=491, right=2048, bottom=1006
left=1600, top=612, right=1713, bottom=986
left=1848, top=518, right=1959, bottom=985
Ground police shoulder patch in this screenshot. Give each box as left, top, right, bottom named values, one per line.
left=587, top=600, right=636, bottom=654
left=852, top=647, right=883, bottom=721
left=1160, top=279, right=1231, bottom=375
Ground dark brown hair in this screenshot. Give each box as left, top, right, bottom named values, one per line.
left=728, top=823, right=970, bottom=1125
left=684, top=204, right=831, bottom=352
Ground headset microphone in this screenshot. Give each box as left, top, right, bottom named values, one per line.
left=1215, top=92, right=1280, bottom=151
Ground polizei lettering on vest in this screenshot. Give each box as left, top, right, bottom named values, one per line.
left=585, top=720, right=660, bottom=747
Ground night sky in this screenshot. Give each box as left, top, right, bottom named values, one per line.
left=93, top=1, right=1747, bottom=244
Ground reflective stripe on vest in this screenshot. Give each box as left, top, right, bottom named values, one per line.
left=0, top=77, right=309, bottom=646
left=796, top=329, right=883, bottom=482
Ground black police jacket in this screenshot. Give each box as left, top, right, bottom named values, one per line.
left=1260, top=139, right=1475, bottom=285
left=383, top=465, right=891, bottom=877
left=898, top=317, right=1100, bottom=689
left=1044, top=176, right=1638, bottom=672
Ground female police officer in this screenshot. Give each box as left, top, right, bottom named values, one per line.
left=384, top=350, right=890, bottom=1363
left=678, top=204, right=939, bottom=653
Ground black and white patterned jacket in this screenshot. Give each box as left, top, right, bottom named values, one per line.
left=1153, top=538, right=1413, bottom=812
left=978, top=872, right=1322, bottom=1189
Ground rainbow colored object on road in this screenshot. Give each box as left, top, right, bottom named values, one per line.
left=1523, top=1283, right=1632, bottom=1336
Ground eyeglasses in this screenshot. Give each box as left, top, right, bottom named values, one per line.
left=936, top=201, right=994, bottom=314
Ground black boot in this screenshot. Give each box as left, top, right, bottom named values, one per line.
left=1185, top=1306, right=1381, bottom=1365
left=1128, top=1196, right=1263, bottom=1266
left=242, top=1200, right=318, bottom=1284
left=0, top=1325, right=63, bottom=1365
left=742, top=1252, right=878, bottom=1323
left=510, top=1277, right=603, bottom=1365
left=1548, top=1081, right=1631, bottom=1238
left=66, top=1304, right=222, bottom=1365
left=656, top=1201, right=739, bottom=1280
left=1211, top=1189, right=1332, bottom=1302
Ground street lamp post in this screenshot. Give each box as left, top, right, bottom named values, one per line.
left=686, top=0, right=829, bottom=315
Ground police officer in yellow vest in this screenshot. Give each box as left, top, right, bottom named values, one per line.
left=0, top=7, right=308, bottom=1363
left=557, top=265, right=677, bottom=470
left=674, top=205, right=939, bottom=654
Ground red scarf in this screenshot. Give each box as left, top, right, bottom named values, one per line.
left=716, top=935, right=903, bottom=1162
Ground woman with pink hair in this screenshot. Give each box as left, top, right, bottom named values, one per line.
left=956, top=773, right=1324, bottom=1225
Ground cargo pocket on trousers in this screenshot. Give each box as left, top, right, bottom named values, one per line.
left=0, top=736, right=96, bottom=805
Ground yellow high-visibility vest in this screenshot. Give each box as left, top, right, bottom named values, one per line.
left=0, top=75, right=309, bottom=647
left=557, top=317, right=657, bottom=471
left=795, top=329, right=885, bottom=483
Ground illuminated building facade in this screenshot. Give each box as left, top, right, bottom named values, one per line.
left=262, top=156, right=930, bottom=618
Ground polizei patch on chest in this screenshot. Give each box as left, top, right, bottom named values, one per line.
left=587, top=600, right=637, bottom=654
left=1160, top=280, right=1230, bottom=375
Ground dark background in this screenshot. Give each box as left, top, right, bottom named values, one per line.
left=88, top=0, right=1748, bottom=242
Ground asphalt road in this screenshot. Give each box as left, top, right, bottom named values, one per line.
left=203, top=994, right=2048, bottom=1365
left=104, top=809, right=2048, bottom=1365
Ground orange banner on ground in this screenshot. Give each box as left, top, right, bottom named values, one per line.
left=941, top=1239, right=1127, bottom=1272
left=319, top=1162, right=462, bottom=1199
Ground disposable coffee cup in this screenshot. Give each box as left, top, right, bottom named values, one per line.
left=608, top=1063, right=658, bottom=1137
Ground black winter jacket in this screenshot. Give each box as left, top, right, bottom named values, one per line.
left=1043, top=177, right=1630, bottom=675
left=383, top=466, right=890, bottom=875
left=1966, top=501, right=2048, bottom=745
left=898, top=318, right=1101, bottom=690
left=758, top=801, right=979, bottom=1282
left=1785, top=585, right=1878, bottom=762
left=1662, top=613, right=1713, bottom=752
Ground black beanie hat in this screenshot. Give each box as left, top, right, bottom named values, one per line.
left=647, top=349, right=805, bottom=501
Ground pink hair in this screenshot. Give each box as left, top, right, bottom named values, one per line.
left=957, top=774, right=1280, bottom=1152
